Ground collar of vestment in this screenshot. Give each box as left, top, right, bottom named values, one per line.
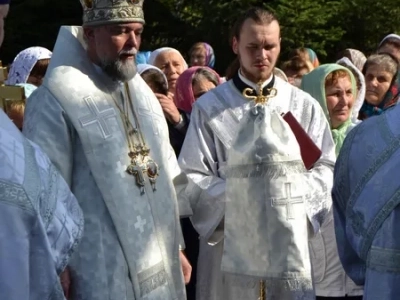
left=233, top=70, right=275, bottom=96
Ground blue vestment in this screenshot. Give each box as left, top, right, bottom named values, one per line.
left=0, top=109, right=83, bottom=299
left=333, top=105, right=400, bottom=300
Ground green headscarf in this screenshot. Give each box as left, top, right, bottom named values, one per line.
left=300, top=64, right=356, bottom=156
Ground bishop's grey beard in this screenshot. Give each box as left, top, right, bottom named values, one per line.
left=98, top=49, right=137, bottom=82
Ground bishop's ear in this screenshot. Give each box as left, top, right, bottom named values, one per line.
left=232, top=37, right=239, bottom=55
left=83, top=27, right=95, bottom=43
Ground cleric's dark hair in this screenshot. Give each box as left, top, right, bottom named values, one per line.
left=229, top=7, right=279, bottom=45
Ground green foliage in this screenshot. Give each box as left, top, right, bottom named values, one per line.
left=268, top=0, right=345, bottom=59
left=333, top=0, right=400, bottom=56
left=1, top=0, right=399, bottom=74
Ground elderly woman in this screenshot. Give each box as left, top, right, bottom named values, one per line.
left=358, top=54, right=399, bottom=120
left=301, top=64, right=363, bottom=300
left=188, top=42, right=216, bottom=68
left=175, top=66, right=220, bottom=114
left=149, top=47, right=188, bottom=94
left=6, top=46, right=52, bottom=86
left=148, top=47, right=188, bottom=128
left=137, top=63, right=188, bottom=156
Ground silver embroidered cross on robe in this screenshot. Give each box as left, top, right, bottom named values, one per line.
left=222, top=104, right=313, bottom=299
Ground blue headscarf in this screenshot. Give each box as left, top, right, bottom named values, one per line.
left=136, top=51, right=152, bottom=65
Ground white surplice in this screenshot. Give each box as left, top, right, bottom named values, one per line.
left=178, top=76, right=336, bottom=300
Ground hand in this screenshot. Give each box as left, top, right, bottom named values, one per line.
left=154, top=93, right=181, bottom=125
left=60, top=267, right=71, bottom=299
left=179, top=251, right=192, bottom=285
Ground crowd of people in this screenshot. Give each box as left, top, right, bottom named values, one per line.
left=1, top=0, right=400, bottom=299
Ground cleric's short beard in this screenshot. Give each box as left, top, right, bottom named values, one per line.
left=98, top=55, right=137, bottom=82
left=238, top=53, right=275, bottom=83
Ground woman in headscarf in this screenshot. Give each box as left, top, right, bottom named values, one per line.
left=148, top=47, right=188, bottom=94
left=6, top=46, right=52, bottom=86
left=188, top=42, right=216, bottom=68
left=377, top=33, right=400, bottom=61
left=175, top=66, right=220, bottom=114
left=288, top=47, right=320, bottom=68
left=338, top=49, right=367, bottom=72
left=174, top=65, right=221, bottom=300
left=300, top=64, right=363, bottom=300
left=358, top=53, right=399, bottom=120
left=306, top=48, right=320, bottom=68
left=148, top=47, right=189, bottom=135
left=137, top=63, right=188, bottom=156
left=337, top=57, right=366, bottom=124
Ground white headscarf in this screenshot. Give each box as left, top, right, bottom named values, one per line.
left=6, top=47, right=52, bottom=85
left=137, top=64, right=168, bottom=88
left=379, top=34, right=400, bottom=47
left=148, top=47, right=188, bottom=69
left=337, top=57, right=366, bottom=124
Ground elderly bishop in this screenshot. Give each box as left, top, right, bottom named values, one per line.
left=23, top=0, right=189, bottom=299
left=178, top=7, right=336, bottom=300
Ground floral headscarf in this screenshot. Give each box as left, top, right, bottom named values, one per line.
left=359, top=74, right=400, bottom=119
left=6, top=47, right=52, bottom=85
left=343, top=49, right=366, bottom=72
left=203, top=43, right=215, bottom=68
left=174, top=66, right=220, bottom=113
left=306, top=48, right=320, bottom=68
left=359, top=57, right=400, bottom=120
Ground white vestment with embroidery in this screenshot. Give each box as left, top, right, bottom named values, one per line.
left=178, top=77, right=336, bottom=300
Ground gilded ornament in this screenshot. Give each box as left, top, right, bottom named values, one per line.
left=242, top=81, right=277, bottom=105
left=81, top=0, right=145, bottom=26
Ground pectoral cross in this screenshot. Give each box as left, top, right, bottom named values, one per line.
left=242, top=81, right=277, bottom=105
left=146, top=159, right=159, bottom=191
left=258, top=280, right=266, bottom=300
left=126, top=157, right=146, bottom=194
